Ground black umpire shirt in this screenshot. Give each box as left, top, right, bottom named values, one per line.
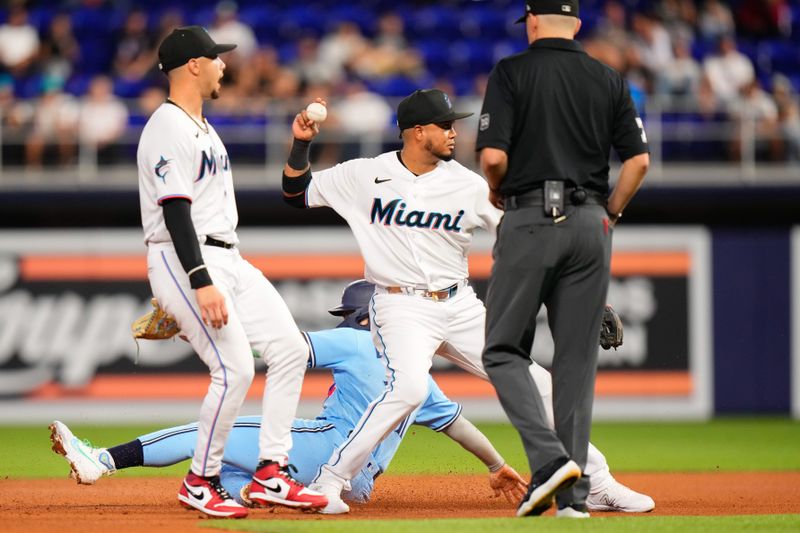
left=476, top=38, right=649, bottom=196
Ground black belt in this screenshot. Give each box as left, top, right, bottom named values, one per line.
left=204, top=236, right=235, bottom=249
left=503, top=188, right=606, bottom=211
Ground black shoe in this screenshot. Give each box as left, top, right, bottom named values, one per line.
left=556, top=503, right=590, bottom=518
left=517, top=457, right=582, bottom=517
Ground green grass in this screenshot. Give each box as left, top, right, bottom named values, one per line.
left=1, top=424, right=190, bottom=479
left=2, top=418, right=799, bottom=479
left=203, top=515, right=800, bottom=533
left=388, top=418, right=800, bottom=474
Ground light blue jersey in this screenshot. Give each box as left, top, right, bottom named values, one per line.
left=138, top=328, right=461, bottom=502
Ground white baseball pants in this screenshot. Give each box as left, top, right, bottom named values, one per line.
left=316, top=285, right=487, bottom=486
left=315, top=283, right=610, bottom=486
left=147, top=243, right=308, bottom=477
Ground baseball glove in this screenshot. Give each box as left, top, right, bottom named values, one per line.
left=132, top=298, right=180, bottom=340
left=600, top=304, right=623, bottom=350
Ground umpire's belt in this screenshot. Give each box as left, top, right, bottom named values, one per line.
left=383, top=280, right=466, bottom=301
left=203, top=236, right=235, bottom=249
left=503, top=188, right=606, bottom=211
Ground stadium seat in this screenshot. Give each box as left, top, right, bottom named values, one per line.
left=417, top=39, right=451, bottom=78
left=365, top=76, right=423, bottom=98
left=15, top=74, right=44, bottom=99
left=761, top=41, right=800, bottom=77
left=451, top=74, right=476, bottom=96
left=459, top=5, right=509, bottom=40
left=114, top=77, right=150, bottom=99
left=279, top=6, right=326, bottom=40
left=64, top=74, right=92, bottom=96
left=185, top=7, right=215, bottom=28
left=449, top=40, right=495, bottom=76
left=239, top=5, right=281, bottom=46
left=406, top=6, right=460, bottom=41
left=26, top=7, right=55, bottom=34
left=326, top=6, right=375, bottom=36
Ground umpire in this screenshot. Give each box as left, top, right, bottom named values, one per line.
left=477, top=0, right=649, bottom=519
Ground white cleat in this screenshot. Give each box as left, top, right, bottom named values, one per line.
left=587, top=478, right=655, bottom=512
left=556, top=506, right=590, bottom=518
left=309, top=482, right=350, bottom=515
left=49, top=420, right=116, bottom=484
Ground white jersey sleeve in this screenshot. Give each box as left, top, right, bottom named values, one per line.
left=306, top=159, right=361, bottom=217
left=473, top=174, right=502, bottom=235
left=138, top=108, right=197, bottom=204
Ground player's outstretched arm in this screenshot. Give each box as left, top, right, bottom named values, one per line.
left=441, top=415, right=527, bottom=505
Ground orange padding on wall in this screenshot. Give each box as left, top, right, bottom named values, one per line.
left=29, top=370, right=692, bottom=400
left=20, top=251, right=690, bottom=281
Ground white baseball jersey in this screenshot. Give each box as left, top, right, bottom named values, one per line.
left=307, top=150, right=504, bottom=491
left=307, top=151, right=501, bottom=290
left=138, top=103, right=239, bottom=246
left=136, top=102, right=309, bottom=477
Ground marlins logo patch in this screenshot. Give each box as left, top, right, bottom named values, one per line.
left=443, top=92, right=452, bottom=109
left=155, top=156, right=172, bottom=181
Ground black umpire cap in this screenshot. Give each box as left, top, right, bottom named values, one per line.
left=158, top=26, right=236, bottom=73
left=396, top=89, right=473, bottom=131
left=515, top=0, right=580, bottom=23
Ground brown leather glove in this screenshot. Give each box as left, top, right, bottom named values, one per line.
left=131, top=298, right=179, bottom=340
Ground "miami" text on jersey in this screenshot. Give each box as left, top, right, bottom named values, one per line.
left=370, top=198, right=464, bottom=232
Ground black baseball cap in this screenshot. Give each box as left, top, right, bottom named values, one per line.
left=158, top=26, right=236, bottom=73
left=396, top=89, right=473, bottom=131
left=515, top=0, right=580, bottom=23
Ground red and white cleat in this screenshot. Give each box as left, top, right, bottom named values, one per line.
left=178, top=471, right=248, bottom=519
left=246, top=460, right=329, bottom=510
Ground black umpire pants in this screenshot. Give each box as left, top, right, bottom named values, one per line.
left=482, top=202, right=612, bottom=508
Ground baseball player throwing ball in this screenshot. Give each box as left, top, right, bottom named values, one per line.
left=280, top=90, right=653, bottom=516
left=50, top=281, right=651, bottom=513
left=136, top=26, right=325, bottom=518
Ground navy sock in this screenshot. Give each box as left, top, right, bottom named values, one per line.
left=108, top=439, right=144, bottom=469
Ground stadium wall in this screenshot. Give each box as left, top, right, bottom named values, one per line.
left=0, top=185, right=797, bottom=422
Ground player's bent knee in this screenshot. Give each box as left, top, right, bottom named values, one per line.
left=392, top=378, right=430, bottom=408
left=225, top=364, right=255, bottom=389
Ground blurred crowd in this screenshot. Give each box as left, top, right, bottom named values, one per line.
left=0, top=0, right=797, bottom=168
left=584, top=0, right=799, bottom=161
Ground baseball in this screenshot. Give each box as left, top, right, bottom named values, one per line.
left=306, top=102, right=327, bottom=123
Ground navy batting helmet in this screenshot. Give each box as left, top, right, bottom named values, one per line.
left=328, top=279, right=374, bottom=330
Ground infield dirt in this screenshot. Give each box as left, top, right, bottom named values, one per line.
left=2, top=472, right=799, bottom=532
